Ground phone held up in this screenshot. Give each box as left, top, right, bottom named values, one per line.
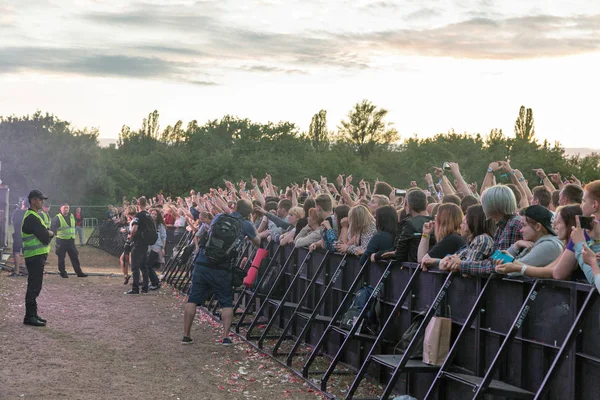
left=395, top=189, right=407, bottom=196
left=443, top=162, right=451, bottom=171
left=578, top=215, right=595, bottom=231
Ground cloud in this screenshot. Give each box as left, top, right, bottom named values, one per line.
left=243, top=65, right=306, bottom=74
left=405, top=8, right=442, bottom=20
left=345, top=14, right=600, bottom=59
left=2, top=2, right=599, bottom=84
left=0, top=47, right=208, bottom=82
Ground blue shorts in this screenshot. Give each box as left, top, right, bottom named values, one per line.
left=187, top=264, right=233, bottom=308
left=12, top=233, right=22, bottom=254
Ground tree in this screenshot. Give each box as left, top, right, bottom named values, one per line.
left=337, top=100, right=399, bottom=159
left=308, top=110, right=329, bottom=149
left=514, top=106, right=535, bottom=142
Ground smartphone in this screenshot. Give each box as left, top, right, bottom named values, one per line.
left=490, top=250, right=515, bottom=263
left=443, top=162, right=451, bottom=171
left=578, top=216, right=595, bottom=231
left=395, top=189, right=406, bottom=196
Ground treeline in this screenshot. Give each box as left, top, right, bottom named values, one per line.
left=1, top=104, right=598, bottom=218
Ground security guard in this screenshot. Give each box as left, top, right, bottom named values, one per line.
left=51, top=203, right=87, bottom=278
left=39, top=203, right=51, bottom=228
left=22, top=190, right=54, bottom=326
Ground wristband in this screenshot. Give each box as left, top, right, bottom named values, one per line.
left=422, top=233, right=430, bottom=239
left=487, top=167, right=494, bottom=173
left=510, top=170, right=516, bottom=176
left=540, top=175, right=547, bottom=180
left=518, top=177, right=526, bottom=182
left=520, top=264, right=528, bottom=276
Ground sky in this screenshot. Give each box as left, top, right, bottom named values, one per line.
left=0, top=0, right=599, bottom=148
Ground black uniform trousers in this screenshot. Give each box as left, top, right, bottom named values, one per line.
left=131, top=244, right=149, bottom=293
left=145, top=249, right=161, bottom=287
left=56, top=238, right=84, bottom=275
left=25, top=254, right=47, bottom=317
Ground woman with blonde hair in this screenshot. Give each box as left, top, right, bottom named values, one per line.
left=418, top=203, right=466, bottom=264
left=335, top=204, right=376, bottom=257
left=295, top=208, right=324, bottom=248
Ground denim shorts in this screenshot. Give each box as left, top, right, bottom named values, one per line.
left=187, top=264, right=233, bottom=308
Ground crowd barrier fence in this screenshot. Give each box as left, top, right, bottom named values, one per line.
left=89, top=225, right=600, bottom=400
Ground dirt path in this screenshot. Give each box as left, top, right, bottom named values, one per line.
left=0, top=247, right=324, bottom=400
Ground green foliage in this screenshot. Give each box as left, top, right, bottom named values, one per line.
left=308, top=110, right=329, bottom=150
left=1, top=106, right=599, bottom=211
left=337, top=99, right=399, bottom=159
left=515, top=105, right=535, bottom=142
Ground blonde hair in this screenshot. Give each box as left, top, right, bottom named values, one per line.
left=308, top=208, right=323, bottom=227
left=371, top=194, right=390, bottom=209
left=435, top=203, right=463, bottom=242
left=288, top=207, right=305, bottom=219
left=349, top=205, right=375, bottom=237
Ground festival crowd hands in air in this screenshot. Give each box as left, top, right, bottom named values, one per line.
left=107, top=159, right=600, bottom=291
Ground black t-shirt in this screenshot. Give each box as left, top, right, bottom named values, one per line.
left=428, top=233, right=467, bottom=259
left=131, top=210, right=152, bottom=244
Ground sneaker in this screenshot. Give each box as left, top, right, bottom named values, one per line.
left=221, top=338, right=234, bottom=346
left=35, top=315, right=47, bottom=323
left=59, top=272, right=69, bottom=278
left=149, top=284, right=161, bottom=291
left=181, top=336, right=194, bottom=345
left=76, top=273, right=88, bottom=278
left=124, top=289, right=139, bottom=295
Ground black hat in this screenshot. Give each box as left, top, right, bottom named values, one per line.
left=28, top=190, right=48, bottom=201
left=521, top=205, right=556, bottom=236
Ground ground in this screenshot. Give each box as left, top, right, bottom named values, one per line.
left=0, top=246, right=324, bottom=400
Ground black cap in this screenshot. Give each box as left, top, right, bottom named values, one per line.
left=521, top=205, right=556, bottom=236
left=28, top=190, right=48, bottom=201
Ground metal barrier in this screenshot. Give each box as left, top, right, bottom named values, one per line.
left=86, top=220, right=126, bottom=257
left=86, top=226, right=600, bottom=399
left=83, top=217, right=98, bottom=230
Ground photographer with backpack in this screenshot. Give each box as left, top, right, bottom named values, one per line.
left=182, top=199, right=261, bottom=346
left=124, top=197, right=158, bottom=295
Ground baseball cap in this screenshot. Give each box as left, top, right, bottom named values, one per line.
left=28, top=189, right=48, bottom=201
left=521, top=205, right=556, bottom=236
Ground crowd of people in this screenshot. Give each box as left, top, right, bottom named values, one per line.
left=110, top=161, right=599, bottom=345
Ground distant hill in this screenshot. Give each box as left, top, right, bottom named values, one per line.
left=564, top=148, right=600, bottom=157
left=98, top=138, right=118, bottom=148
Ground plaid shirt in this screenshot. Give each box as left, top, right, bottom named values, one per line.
left=456, top=234, right=495, bottom=262
left=460, top=214, right=523, bottom=276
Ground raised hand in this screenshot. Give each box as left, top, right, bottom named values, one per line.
left=448, top=162, right=461, bottom=176
left=425, top=173, right=434, bottom=186
left=488, top=161, right=501, bottom=172
left=433, top=167, right=444, bottom=179
left=468, top=182, right=478, bottom=193
left=550, top=173, right=562, bottom=184
left=422, top=221, right=435, bottom=235
left=532, top=168, right=546, bottom=179
left=345, top=174, right=353, bottom=186
left=570, top=175, right=582, bottom=187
